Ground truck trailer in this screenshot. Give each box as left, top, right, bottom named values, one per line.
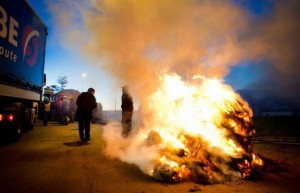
left=0, top=0, right=47, bottom=138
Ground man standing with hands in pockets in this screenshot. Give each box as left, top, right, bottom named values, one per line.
left=76, top=88, right=97, bottom=141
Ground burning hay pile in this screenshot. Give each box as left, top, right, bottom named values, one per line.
left=145, top=74, right=263, bottom=183
left=103, top=74, right=264, bottom=184
left=149, top=110, right=262, bottom=183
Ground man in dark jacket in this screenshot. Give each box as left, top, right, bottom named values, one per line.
left=76, top=88, right=97, bottom=141
left=121, top=86, right=133, bottom=137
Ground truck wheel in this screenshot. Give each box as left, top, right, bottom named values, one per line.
left=24, top=108, right=35, bottom=131
left=11, top=103, right=25, bottom=138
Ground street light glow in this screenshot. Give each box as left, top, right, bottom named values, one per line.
left=81, top=73, right=87, bottom=92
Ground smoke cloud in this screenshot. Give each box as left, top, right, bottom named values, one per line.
left=47, top=0, right=300, bottom=181
left=241, top=0, right=300, bottom=93
left=48, top=0, right=300, bottom=98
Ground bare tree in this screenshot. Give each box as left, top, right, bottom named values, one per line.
left=57, top=76, right=68, bottom=91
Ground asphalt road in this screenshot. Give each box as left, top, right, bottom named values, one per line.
left=0, top=121, right=300, bottom=193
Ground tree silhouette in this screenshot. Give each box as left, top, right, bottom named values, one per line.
left=57, top=76, right=68, bottom=91
left=50, top=85, right=60, bottom=92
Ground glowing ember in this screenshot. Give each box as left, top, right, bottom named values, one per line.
left=103, top=73, right=263, bottom=184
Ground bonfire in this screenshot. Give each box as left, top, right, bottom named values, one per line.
left=104, top=73, right=264, bottom=184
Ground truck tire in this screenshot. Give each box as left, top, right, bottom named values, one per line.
left=24, top=108, right=35, bottom=131
left=11, top=103, right=25, bottom=139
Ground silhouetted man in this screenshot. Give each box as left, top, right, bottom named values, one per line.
left=121, top=86, right=133, bottom=137
left=76, top=88, right=97, bottom=141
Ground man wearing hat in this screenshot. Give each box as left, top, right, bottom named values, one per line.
left=121, top=86, right=134, bottom=137
left=76, top=88, right=97, bottom=141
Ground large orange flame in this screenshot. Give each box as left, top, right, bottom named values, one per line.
left=103, top=73, right=263, bottom=183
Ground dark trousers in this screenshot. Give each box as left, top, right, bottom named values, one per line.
left=77, top=114, right=92, bottom=140
left=122, top=111, right=133, bottom=137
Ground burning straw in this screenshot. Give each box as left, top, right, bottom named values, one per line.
left=103, top=74, right=263, bottom=184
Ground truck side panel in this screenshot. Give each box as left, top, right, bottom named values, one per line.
left=0, top=0, right=47, bottom=91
